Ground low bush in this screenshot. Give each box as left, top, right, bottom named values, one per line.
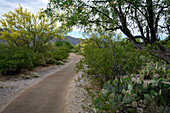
left=75, top=34, right=144, bottom=87
left=0, top=39, right=72, bottom=75
left=72, top=44, right=82, bottom=54
left=55, top=40, right=74, bottom=52
left=53, top=46, right=70, bottom=60
left=0, top=44, right=34, bottom=75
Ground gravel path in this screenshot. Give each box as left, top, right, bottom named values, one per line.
left=0, top=54, right=73, bottom=113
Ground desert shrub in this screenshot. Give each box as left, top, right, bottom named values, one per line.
left=34, top=42, right=71, bottom=65
left=0, top=42, right=70, bottom=75
left=72, top=44, right=82, bottom=54
left=55, top=40, right=74, bottom=51
left=0, top=44, right=34, bottom=75
left=53, top=46, right=70, bottom=60
left=45, top=40, right=74, bottom=61
left=75, top=35, right=144, bottom=87
left=31, top=52, right=45, bottom=66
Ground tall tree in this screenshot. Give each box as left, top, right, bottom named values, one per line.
left=0, top=5, right=66, bottom=52
left=45, top=0, right=170, bottom=63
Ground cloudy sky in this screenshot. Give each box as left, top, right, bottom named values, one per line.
left=0, top=0, right=84, bottom=38
left=0, top=0, right=48, bottom=18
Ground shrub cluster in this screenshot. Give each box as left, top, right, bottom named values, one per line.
left=75, top=36, right=144, bottom=87
left=0, top=44, right=34, bottom=75
left=0, top=41, right=73, bottom=75
left=55, top=40, right=74, bottom=50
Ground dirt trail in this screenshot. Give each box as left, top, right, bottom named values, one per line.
left=2, top=53, right=81, bottom=113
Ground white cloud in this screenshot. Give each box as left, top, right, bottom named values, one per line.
left=41, top=0, right=49, bottom=4
left=0, top=0, right=49, bottom=19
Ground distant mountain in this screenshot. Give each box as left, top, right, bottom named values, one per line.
left=0, top=35, right=82, bottom=46
left=64, top=36, right=82, bottom=46
left=51, top=36, right=82, bottom=46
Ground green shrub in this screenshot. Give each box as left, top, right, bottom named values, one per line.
left=55, top=40, right=74, bottom=51
left=0, top=42, right=70, bottom=75
left=72, top=44, right=82, bottom=54
left=0, top=44, right=34, bottom=75
left=75, top=35, right=144, bottom=87
left=32, top=52, right=45, bottom=66
left=53, top=46, right=70, bottom=60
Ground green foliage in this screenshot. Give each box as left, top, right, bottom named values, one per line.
left=38, top=42, right=70, bottom=62
left=0, top=42, right=71, bottom=75
left=72, top=44, right=82, bottom=54
left=53, top=46, right=70, bottom=60
left=55, top=40, right=74, bottom=50
left=161, top=37, right=170, bottom=49
left=75, top=33, right=144, bottom=86
left=0, top=5, right=66, bottom=52
left=0, top=5, right=72, bottom=76
left=0, top=44, right=34, bottom=75
left=24, top=75, right=30, bottom=79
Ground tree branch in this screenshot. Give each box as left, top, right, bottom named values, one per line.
left=155, top=7, right=164, bottom=32
left=85, top=4, right=113, bottom=21
left=134, top=9, right=146, bottom=43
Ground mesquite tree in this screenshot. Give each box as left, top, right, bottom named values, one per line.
left=45, top=0, right=170, bottom=63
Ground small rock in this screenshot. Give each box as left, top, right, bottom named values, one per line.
left=82, top=99, right=85, bottom=102
left=25, top=75, right=30, bottom=79
left=136, top=107, right=144, bottom=113
left=154, top=74, right=160, bottom=78
left=33, top=73, right=40, bottom=78
left=88, top=103, right=91, bottom=107
left=0, top=85, right=4, bottom=88
left=139, top=100, right=144, bottom=104
left=20, top=74, right=25, bottom=78
left=138, top=103, right=146, bottom=108
left=5, top=86, right=11, bottom=88
left=132, top=101, right=138, bottom=107
left=126, top=104, right=131, bottom=107
left=116, top=110, right=119, bottom=113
